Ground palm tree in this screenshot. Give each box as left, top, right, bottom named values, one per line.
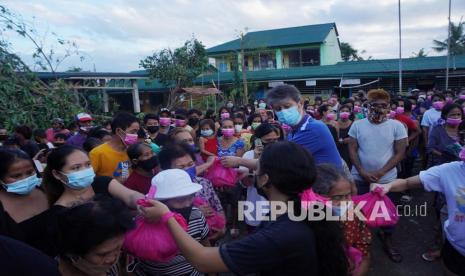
left=411, top=48, right=428, bottom=58
left=340, top=42, right=365, bottom=61
left=432, top=21, right=465, bottom=55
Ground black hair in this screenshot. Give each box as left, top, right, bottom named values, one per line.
left=266, top=84, right=301, bottom=106
left=33, top=129, right=46, bottom=139
left=175, top=108, right=188, bottom=118
left=89, top=129, right=111, bottom=140
left=199, top=119, right=215, bottom=131
left=205, top=109, right=216, bottom=120
left=432, top=93, right=445, bottom=101
left=158, top=142, right=195, bottom=170
left=137, top=128, right=147, bottom=139
left=265, top=110, right=274, bottom=119
left=247, top=113, right=263, bottom=126
left=158, top=109, right=171, bottom=118
left=127, top=142, right=151, bottom=169
left=14, top=125, right=32, bottom=139
left=143, top=113, right=159, bottom=125
left=254, top=123, right=282, bottom=140
left=43, top=145, right=87, bottom=205
left=55, top=195, right=135, bottom=257
left=110, top=112, right=139, bottom=135
left=0, top=148, right=32, bottom=181
left=318, top=104, right=330, bottom=115
left=258, top=142, right=348, bottom=276
left=83, top=137, right=103, bottom=153
left=441, top=103, right=464, bottom=120
left=54, top=133, right=68, bottom=140
left=218, top=106, right=231, bottom=115
left=312, top=164, right=350, bottom=196
left=187, top=109, right=202, bottom=117
left=400, top=97, right=412, bottom=112
left=67, top=122, right=78, bottom=131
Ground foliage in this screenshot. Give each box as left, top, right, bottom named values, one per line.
left=432, top=21, right=465, bottom=55
left=0, top=5, right=85, bottom=73
left=140, top=37, right=208, bottom=109
left=0, top=41, right=82, bottom=130
left=340, top=42, right=366, bottom=61
left=411, top=48, right=428, bottom=58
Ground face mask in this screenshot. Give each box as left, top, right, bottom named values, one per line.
left=201, top=129, right=214, bottom=137
left=188, top=118, right=199, bottom=126
left=354, top=106, right=362, bottom=113
left=339, top=112, right=350, bottom=120
left=222, top=128, right=234, bottom=137
left=138, top=156, right=158, bottom=172
left=234, top=124, right=243, bottom=133
left=254, top=175, right=269, bottom=200
left=332, top=202, right=352, bottom=217
left=446, top=97, right=453, bottom=104
left=446, top=118, right=463, bottom=126
left=122, top=133, right=138, bottom=146
left=258, top=103, right=267, bottom=109
left=326, top=113, right=335, bottom=121
left=2, top=174, right=41, bottom=195
left=147, top=126, right=159, bottom=134
left=396, top=107, right=404, bottom=114
left=62, top=168, right=95, bottom=190
left=0, top=134, right=8, bottom=141
left=220, top=113, right=230, bottom=120
left=427, top=95, right=432, bottom=101
left=184, top=166, right=196, bottom=180
left=459, top=147, right=465, bottom=161
left=254, top=101, right=258, bottom=106
left=460, top=95, right=465, bottom=100
left=159, top=117, right=171, bottom=127
left=53, top=142, right=65, bottom=147
left=171, top=206, right=193, bottom=222
left=412, top=104, right=416, bottom=110
left=388, top=110, right=397, bottom=119
left=251, top=122, right=261, bottom=130
left=226, top=103, right=234, bottom=108
left=276, top=106, right=302, bottom=126
left=368, top=105, right=388, bottom=124
left=70, top=255, right=115, bottom=276
left=432, top=101, right=444, bottom=110
left=175, top=119, right=186, bottom=127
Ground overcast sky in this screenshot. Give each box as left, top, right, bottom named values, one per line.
left=2, top=0, right=465, bottom=72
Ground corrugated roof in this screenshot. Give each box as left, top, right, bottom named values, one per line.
left=197, top=55, right=465, bottom=83
left=206, top=23, right=336, bottom=54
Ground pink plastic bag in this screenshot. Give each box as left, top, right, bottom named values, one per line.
left=300, top=188, right=329, bottom=209
left=346, top=246, right=363, bottom=275
left=204, top=159, right=237, bottom=188
left=123, top=186, right=188, bottom=262
left=352, top=187, right=399, bottom=228
left=192, top=197, right=226, bottom=233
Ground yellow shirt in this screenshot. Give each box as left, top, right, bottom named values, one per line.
left=89, top=142, right=130, bottom=181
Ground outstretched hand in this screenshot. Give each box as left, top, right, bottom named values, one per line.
left=369, top=183, right=391, bottom=196
left=140, top=199, right=171, bottom=223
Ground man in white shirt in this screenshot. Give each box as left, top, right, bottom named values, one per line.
left=421, top=93, right=445, bottom=145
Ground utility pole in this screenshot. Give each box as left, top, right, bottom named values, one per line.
left=445, top=0, right=452, bottom=90
left=240, top=31, right=249, bottom=105
left=398, top=0, right=402, bottom=95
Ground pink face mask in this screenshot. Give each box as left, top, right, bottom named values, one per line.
left=432, top=101, right=444, bottom=110
left=326, top=113, right=335, bottom=121
left=427, top=95, right=432, bottom=101
left=412, top=104, right=416, bottom=110
left=446, top=97, right=453, bottom=104
left=175, top=119, right=186, bottom=127
left=396, top=107, right=404, bottom=114
left=123, top=133, right=138, bottom=146
left=222, top=128, right=234, bottom=137
left=446, top=118, right=463, bottom=126
left=159, top=117, right=171, bottom=127
left=460, top=95, right=465, bottom=100
left=354, top=106, right=361, bottom=113
left=221, top=113, right=230, bottom=120
left=388, top=110, right=396, bottom=119
left=339, top=112, right=350, bottom=120
left=459, top=147, right=465, bottom=162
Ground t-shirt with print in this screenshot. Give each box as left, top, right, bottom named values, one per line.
left=217, top=137, right=245, bottom=157
left=348, top=118, right=408, bottom=183
left=219, top=214, right=319, bottom=275
left=419, top=161, right=465, bottom=256
left=421, top=108, right=442, bottom=133
left=89, top=143, right=130, bottom=182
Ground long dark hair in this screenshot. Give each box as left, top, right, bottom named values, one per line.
left=0, top=149, right=32, bottom=181
left=43, top=145, right=86, bottom=205
left=259, top=142, right=348, bottom=276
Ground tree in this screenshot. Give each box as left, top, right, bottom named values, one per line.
left=432, top=21, right=465, bottom=55
left=0, top=5, right=85, bottom=73
left=140, top=37, right=208, bottom=109
left=411, top=48, right=428, bottom=58
left=238, top=28, right=249, bottom=105
left=340, top=42, right=366, bottom=61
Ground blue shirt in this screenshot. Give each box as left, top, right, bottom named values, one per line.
left=288, top=115, right=342, bottom=169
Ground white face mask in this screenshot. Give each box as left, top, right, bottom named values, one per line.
left=234, top=124, right=243, bottom=133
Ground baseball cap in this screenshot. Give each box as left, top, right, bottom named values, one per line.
left=150, top=169, right=202, bottom=200
left=76, top=113, right=93, bottom=122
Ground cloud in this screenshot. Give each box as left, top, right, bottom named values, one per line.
left=2, top=0, right=465, bottom=71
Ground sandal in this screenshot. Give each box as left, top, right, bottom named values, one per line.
left=421, top=250, right=441, bottom=262
left=377, top=231, right=403, bottom=263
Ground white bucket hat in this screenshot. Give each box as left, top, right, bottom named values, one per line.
left=150, top=169, right=202, bottom=200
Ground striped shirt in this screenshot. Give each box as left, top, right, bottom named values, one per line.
left=134, top=207, right=209, bottom=276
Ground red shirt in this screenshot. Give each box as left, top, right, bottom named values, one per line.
left=395, top=114, right=417, bottom=132
left=124, top=170, right=152, bottom=194
left=201, top=136, right=218, bottom=161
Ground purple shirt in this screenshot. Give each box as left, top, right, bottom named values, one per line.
left=66, top=133, right=87, bottom=149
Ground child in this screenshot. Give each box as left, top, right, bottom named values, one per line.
left=199, top=119, right=218, bottom=162
left=312, top=164, right=372, bottom=276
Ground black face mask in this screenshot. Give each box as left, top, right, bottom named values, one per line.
left=53, top=142, right=65, bottom=147
left=146, top=126, right=159, bottom=134
left=188, top=118, right=199, bottom=127
left=171, top=206, right=192, bottom=222
left=254, top=174, right=269, bottom=200
left=137, top=156, right=158, bottom=172
left=0, top=134, right=8, bottom=142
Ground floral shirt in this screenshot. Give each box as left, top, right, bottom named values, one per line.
left=217, top=137, right=245, bottom=157
left=343, top=217, right=372, bottom=256
left=193, top=176, right=223, bottom=213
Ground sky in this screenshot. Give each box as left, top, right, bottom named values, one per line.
left=2, top=0, right=465, bottom=72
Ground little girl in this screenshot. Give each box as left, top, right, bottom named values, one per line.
left=199, top=119, right=218, bottom=162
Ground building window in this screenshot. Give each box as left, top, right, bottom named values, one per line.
left=283, top=49, right=300, bottom=68
left=259, top=52, right=276, bottom=70
left=301, top=48, right=320, bottom=66
left=282, top=48, right=320, bottom=68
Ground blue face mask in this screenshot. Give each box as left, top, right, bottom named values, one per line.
left=62, top=168, right=95, bottom=190
left=184, top=166, right=196, bottom=180
left=276, top=106, right=302, bottom=126
left=332, top=202, right=351, bottom=217
left=2, top=174, right=41, bottom=195
left=201, top=129, right=213, bottom=137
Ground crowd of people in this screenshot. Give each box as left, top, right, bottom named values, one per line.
left=0, top=84, right=464, bottom=275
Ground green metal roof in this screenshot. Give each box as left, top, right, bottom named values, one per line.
left=206, top=23, right=337, bottom=55
left=196, top=55, right=465, bottom=84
